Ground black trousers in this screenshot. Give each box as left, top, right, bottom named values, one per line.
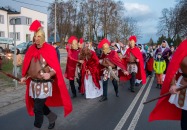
left=69, top=80, right=76, bottom=96
left=130, top=72, right=136, bottom=90
left=33, top=98, right=50, bottom=128
left=103, top=78, right=118, bottom=98
left=76, top=73, right=81, bottom=92
left=181, top=109, right=187, bottom=130
left=147, top=70, right=152, bottom=76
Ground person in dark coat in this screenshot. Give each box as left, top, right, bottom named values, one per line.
left=53, top=42, right=60, bottom=63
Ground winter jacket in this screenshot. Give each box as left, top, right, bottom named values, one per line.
left=153, top=58, right=166, bottom=74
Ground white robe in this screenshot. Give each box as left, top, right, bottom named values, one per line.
left=84, top=75, right=103, bottom=99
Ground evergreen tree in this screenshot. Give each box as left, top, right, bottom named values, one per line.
left=157, top=35, right=167, bottom=45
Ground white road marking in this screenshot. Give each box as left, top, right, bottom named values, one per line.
left=114, top=78, right=149, bottom=130
left=127, top=75, right=154, bottom=130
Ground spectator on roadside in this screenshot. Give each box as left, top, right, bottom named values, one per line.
left=146, top=51, right=154, bottom=78
left=12, top=48, right=23, bottom=78
left=170, top=46, right=175, bottom=60
left=53, top=42, right=60, bottom=63
left=153, top=52, right=166, bottom=89
left=0, top=53, right=3, bottom=70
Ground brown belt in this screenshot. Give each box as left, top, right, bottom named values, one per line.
left=31, top=79, right=53, bottom=83
left=128, top=62, right=137, bottom=64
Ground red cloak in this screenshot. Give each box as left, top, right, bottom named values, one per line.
left=149, top=39, right=187, bottom=121
left=64, top=49, right=80, bottom=80
left=80, top=51, right=101, bottom=94
left=146, top=57, right=154, bottom=71
left=22, top=43, right=72, bottom=117
left=103, top=50, right=131, bottom=81
left=125, top=47, right=146, bottom=84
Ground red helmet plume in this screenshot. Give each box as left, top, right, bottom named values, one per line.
left=29, top=20, right=41, bottom=32
left=98, top=38, right=110, bottom=49
left=68, top=36, right=78, bottom=44
left=129, top=35, right=137, bottom=43
left=79, top=38, right=84, bottom=44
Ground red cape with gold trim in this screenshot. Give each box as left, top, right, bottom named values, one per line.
left=22, top=43, right=72, bottom=117
left=149, top=39, right=187, bottom=121
left=124, top=47, right=146, bottom=84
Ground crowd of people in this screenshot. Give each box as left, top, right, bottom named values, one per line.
left=64, top=35, right=177, bottom=100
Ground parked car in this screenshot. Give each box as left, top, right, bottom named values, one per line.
left=23, top=41, right=33, bottom=54
left=10, top=41, right=33, bottom=54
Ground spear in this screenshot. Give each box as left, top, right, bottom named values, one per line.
left=143, top=85, right=187, bottom=104
left=0, top=71, right=21, bottom=82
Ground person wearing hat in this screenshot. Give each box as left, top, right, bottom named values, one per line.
left=153, top=52, right=166, bottom=88
left=65, top=36, right=84, bottom=98
left=149, top=39, right=187, bottom=130
left=98, top=38, right=129, bottom=102
left=20, top=20, right=72, bottom=130
left=155, top=40, right=172, bottom=81
left=124, top=36, right=146, bottom=92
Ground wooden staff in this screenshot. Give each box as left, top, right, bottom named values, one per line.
left=0, top=71, right=21, bottom=82
left=143, top=85, right=187, bottom=104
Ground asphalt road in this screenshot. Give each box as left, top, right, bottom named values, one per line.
left=0, top=75, right=181, bottom=130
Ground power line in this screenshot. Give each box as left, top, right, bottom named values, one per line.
left=11, top=0, right=48, bottom=8
left=35, top=0, right=51, bottom=4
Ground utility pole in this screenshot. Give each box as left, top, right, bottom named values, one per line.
left=10, top=18, right=18, bottom=88
left=54, top=0, right=57, bottom=43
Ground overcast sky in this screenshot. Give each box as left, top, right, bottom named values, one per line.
left=0, top=0, right=177, bottom=43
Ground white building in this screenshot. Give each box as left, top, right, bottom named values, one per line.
left=0, top=7, right=47, bottom=45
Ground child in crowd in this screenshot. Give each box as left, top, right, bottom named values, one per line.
left=153, top=52, right=166, bottom=89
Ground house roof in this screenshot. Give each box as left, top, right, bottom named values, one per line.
left=0, top=7, right=20, bottom=14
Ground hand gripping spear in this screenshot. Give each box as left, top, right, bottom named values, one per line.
left=0, top=71, right=21, bottom=82
left=143, top=85, right=187, bottom=104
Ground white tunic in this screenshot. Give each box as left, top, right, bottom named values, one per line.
left=84, top=75, right=103, bottom=99
left=169, top=75, right=187, bottom=110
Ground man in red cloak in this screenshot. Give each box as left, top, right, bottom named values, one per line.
left=149, top=39, right=187, bottom=130
left=64, top=36, right=84, bottom=98
left=98, top=38, right=129, bottom=102
left=20, top=20, right=72, bottom=130
left=124, top=35, right=146, bottom=92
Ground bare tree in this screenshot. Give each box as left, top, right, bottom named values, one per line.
left=48, top=0, right=140, bottom=45
left=157, top=0, right=187, bottom=41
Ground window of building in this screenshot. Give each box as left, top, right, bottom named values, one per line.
left=0, top=31, right=5, bottom=37
left=40, top=21, right=44, bottom=25
left=0, top=15, right=4, bottom=24
left=26, top=34, right=31, bottom=42
left=26, top=17, right=31, bottom=25
left=16, top=32, right=20, bottom=40
left=10, top=32, right=20, bottom=41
